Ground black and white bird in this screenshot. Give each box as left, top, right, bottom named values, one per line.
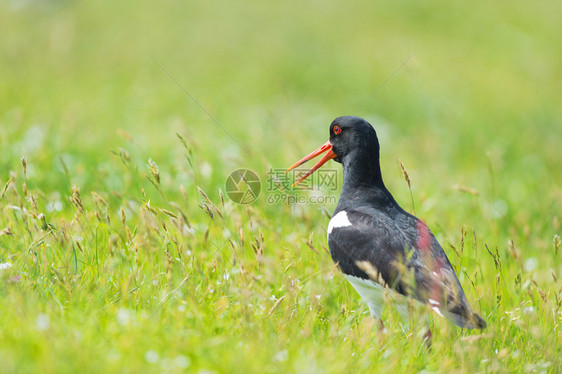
left=287, top=116, right=486, bottom=332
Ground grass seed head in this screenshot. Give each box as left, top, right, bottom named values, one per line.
left=37, top=213, right=48, bottom=231
left=180, top=184, right=188, bottom=200
left=0, top=226, right=14, bottom=236
left=246, top=207, right=254, bottom=228
left=119, top=207, right=126, bottom=226
left=69, top=185, right=84, bottom=214
left=399, top=159, right=416, bottom=214
left=148, top=159, right=160, bottom=184
left=399, top=158, right=411, bottom=188
left=507, top=240, right=521, bottom=263
left=91, top=192, right=108, bottom=207
left=21, top=158, right=28, bottom=196
left=21, top=157, right=27, bottom=177
left=197, top=187, right=222, bottom=219
left=452, top=184, right=480, bottom=196
left=1, top=177, right=13, bottom=199
left=219, top=188, right=225, bottom=208
left=114, top=148, right=130, bottom=166
left=554, top=234, right=560, bottom=256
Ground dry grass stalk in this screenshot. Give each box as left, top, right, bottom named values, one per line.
left=507, top=240, right=521, bottom=264
left=452, top=184, right=479, bottom=196
left=179, top=185, right=188, bottom=200
left=246, top=207, right=254, bottom=229
left=1, top=178, right=13, bottom=199
left=112, top=148, right=130, bottom=166
left=176, top=132, right=193, bottom=168
left=306, top=232, right=318, bottom=254
left=165, top=247, right=173, bottom=282
left=356, top=260, right=387, bottom=287
left=92, top=192, right=110, bottom=224
left=22, top=157, right=27, bottom=197
left=198, top=203, right=214, bottom=220
left=399, top=159, right=416, bottom=215
left=532, top=280, right=548, bottom=304
left=21, top=157, right=27, bottom=177
left=147, top=159, right=160, bottom=184
left=399, top=159, right=411, bottom=187
left=91, top=192, right=108, bottom=208
left=0, top=226, right=14, bottom=236
left=267, top=295, right=286, bottom=316
left=239, top=228, right=244, bottom=247
left=251, top=230, right=264, bottom=269
left=197, top=187, right=222, bottom=219
left=218, top=188, right=225, bottom=209
left=449, top=244, right=460, bottom=259
left=120, top=207, right=127, bottom=226
left=69, top=185, right=84, bottom=214
left=159, top=209, right=177, bottom=219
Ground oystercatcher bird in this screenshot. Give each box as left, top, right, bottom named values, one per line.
left=287, top=116, right=486, bottom=332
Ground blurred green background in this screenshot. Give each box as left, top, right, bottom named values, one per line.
left=2, top=1, right=561, bottom=214
left=1, top=1, right=561, bottom=372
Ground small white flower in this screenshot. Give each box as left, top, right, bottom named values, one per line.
left=174, top=355, right=191, bottom=369
left=0, top=262, right=13, bottom=270
left=117, top=308, right=135, bottom=326
left=145, top=350, right=159, bottom=364
left=273, top=350, right=288, bottom=362
left=200, top=162, right=213, bottom=179
left=107, top=349, right=121, bottom=361
left=46, top=200, right=63, bottom=212
left=36, top=314, right=50, bottom=331
left=524, top=258, right=538, bottom=272
left=160, top=358, right=174, bottom=371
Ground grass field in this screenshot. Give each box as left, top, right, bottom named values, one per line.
left=1, top=1, right=561, bottom=373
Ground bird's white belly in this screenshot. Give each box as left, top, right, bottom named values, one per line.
left=344, top=274, right=409, bottom=322
left=344, top=274, right=386, bottom=319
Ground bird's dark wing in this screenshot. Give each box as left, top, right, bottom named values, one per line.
left=328, top=208, right=486, bottom=329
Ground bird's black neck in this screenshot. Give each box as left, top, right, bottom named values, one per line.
left=338, top=150, right=393, bottom=208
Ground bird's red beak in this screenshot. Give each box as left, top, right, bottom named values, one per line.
left=286, top=140, right=337, bottom=187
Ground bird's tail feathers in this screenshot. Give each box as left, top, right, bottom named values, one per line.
left=440, top=308, right=487, bottom=329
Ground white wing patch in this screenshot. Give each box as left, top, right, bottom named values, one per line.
left=327, top=211, right=352, bottom=236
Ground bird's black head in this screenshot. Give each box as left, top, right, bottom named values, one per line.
left=328, top=116, right=380, bottom=164
left=287, top=116, right=382, bottom=187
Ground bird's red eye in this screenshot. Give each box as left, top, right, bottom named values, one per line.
left=333, top=125, right=342, bottom=135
